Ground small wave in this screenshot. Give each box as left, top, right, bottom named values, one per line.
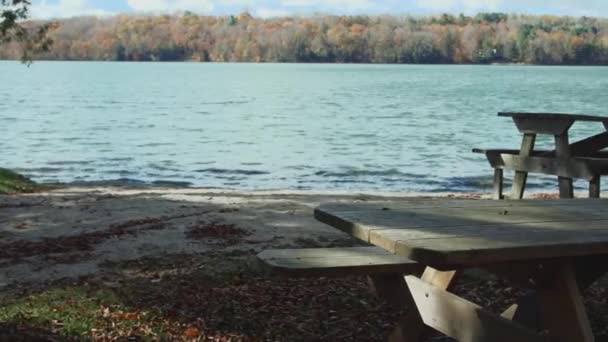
left=102, top=157, right=134, bottom=162
left=285, top=165, right=314, bottom=170
left=321, top=101, right=343, bottom=108
left=201, top=100, right=251, bottom=105
left=102, top=169, right=137, bottom=176
left=196, top=168, right=270, bottom=176
left=14, top=167, right=64, bottom=173
left=68, top=178, right=148, bottom=188
left=442, top=176, right=495, bottom=190
left=151, top=180, right=192, bottom=187
left=47, top=160, right=91, bottom=166
left=83, top=142, right=112, bottom=146
left=331, top=179, right=376, bottom=184
left=136, top=142, right=175, bottom=147
left=376, top=114, right=408, bottom=119
left=62, top=137, right=84, bottom=142
left=315, top=169, right=424, bottom=178
left=380, top=103, right=401, bottom=109
left=348, top=133, right=377, bottom=139
left=148, top=163, right=180, bottom=172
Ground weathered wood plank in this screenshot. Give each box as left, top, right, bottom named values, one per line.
left=476, top=148, right=608, bottom=160
left=512, top=116, right=574, bottom=135
left=315, top=200, right=608, bottom=266
left=473, top=148, right=553, bottom=156
left=569, top=131, right=608, bottom=156
left=404, top=276, right=545, bottom=342
left=494, top=154, right=599, bottom=180
left=316, top=203, right=608, bottom=262
left=558, top=177, right=574, bottom=198
left=538, top=261, right=594, bottom=342
left=499, top=112, right=608, bottom=122
left=317, top=198, right=602, bottom=214
left=392, top=230, right=608, bottom=267
left=590, top=177, right=601, bottom=198
left=257, top=247, right=423, bottom=277
left=389, top=268, right=458, bottom=342
left=499, top=112, right=608, bottom=124
left=512, top=133, right=536, bottom=199
left=493, top=168, right=504, bottom=200
left=555, top=133, right=575, bottom=199
left=318, top=204, right=608, bottom=238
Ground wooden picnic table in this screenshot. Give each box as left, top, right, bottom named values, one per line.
left=315, top=198, right=608, bottom=342
left=474, top=112, right=608, bottom=200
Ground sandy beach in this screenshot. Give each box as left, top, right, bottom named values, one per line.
left=0, top=187, right=485, bottom=287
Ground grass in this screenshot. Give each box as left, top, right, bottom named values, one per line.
left=0, top=168, right=42, bottom=194
left=1, top=287, right=119, bottom=336
left=0, top=253, right=401, bottom=341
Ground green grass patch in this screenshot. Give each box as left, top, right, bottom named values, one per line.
left=0, top=285, right=173, bottom=339
left=0, top=168, right=49, bottom=194
left=1, top=286, right=118, bottom=338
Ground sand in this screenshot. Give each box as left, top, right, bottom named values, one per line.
left=0, top=187, right=491, bottom=287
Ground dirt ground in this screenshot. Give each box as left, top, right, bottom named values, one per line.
left=1, top=188, right=607, bottom=341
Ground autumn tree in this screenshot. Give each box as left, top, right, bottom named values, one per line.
left=2, top=11, right=608, bottom=65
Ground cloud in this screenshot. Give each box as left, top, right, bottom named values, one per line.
left=29, top=0, right=608, bottom=19
left=414, top=0, right=608, bottom=16
left=414, top=0, right=501, bottom=13
left=31, top=0, right=111, bottom=19
left=282, top=0, right=377, bottom=12
left=127, top=0, right=214, bottom=13
left=255, top=7, right=291, bottom=18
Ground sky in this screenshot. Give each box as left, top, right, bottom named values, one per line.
left=29, top=0, right=608, bottom=19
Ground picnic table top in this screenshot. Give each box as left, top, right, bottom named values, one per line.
left=498, top=112, right=608, bottom=123
left=315, top=198, right=608, bottom=268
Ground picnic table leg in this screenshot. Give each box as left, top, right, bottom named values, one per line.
left=537, top=261, right=594, bottom=342
left=589, top=177, right=600, bottom=198
left=512, top=133, right=536, bottom=199
left=368, top=274, right=415, bottom=309
left=493, top=168, right=504, bottom=200
left=555, top=133, right=574, bottom=199
left=493, top=255, right=608, bottom=334
left=388, top=267, right=458, bottom=342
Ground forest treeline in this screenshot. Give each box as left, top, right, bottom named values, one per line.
left=2, top=12, right=608, bottom=64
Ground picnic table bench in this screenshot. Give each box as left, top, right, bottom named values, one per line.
left=474, top=112, right=608, bottom=200
left=259, top=198, right=608, bottom=341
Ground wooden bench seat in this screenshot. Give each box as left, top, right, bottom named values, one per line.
left=473, top=148, right=608, bottom=199
left=257, top=246, right=423, bottom=277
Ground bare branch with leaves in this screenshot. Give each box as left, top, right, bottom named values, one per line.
left=1, top=0, right=53, bottom=62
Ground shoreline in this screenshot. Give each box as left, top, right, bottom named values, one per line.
left=0, top=186, right=593, bottom=287
left=41, top=184, right=597, bottom=198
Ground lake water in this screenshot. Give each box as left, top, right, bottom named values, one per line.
left=2, top=62, right=608, bottom=193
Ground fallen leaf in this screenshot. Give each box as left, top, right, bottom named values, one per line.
left=184, top=327, right=200, bottom=338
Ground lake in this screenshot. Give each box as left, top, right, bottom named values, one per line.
left=1, top=62, right=608, bottom=193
